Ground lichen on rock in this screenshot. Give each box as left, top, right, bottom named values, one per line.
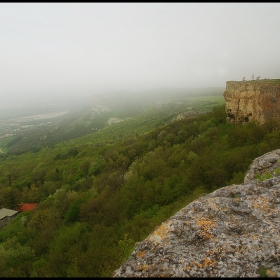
left=114, top=149, right=280, bottom=277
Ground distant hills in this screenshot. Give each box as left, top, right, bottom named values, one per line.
left=0, top=87, right=224, bottom=154
left=1, top=85, right=280, bottom=277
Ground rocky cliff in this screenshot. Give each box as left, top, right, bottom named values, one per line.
left=114, top=149, right=280, bottom=277
left=224, top=81, right=280, bottom=125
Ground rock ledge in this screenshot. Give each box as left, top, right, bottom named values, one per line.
left=114, top=149, right=280, bottom=277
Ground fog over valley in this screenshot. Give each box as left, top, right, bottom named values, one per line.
left=0, top=3, right=279, bottom=115
left=1, top=4, right=280, bottom=277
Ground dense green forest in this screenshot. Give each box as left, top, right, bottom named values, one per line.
left=0, top=92, right=280, bottom=277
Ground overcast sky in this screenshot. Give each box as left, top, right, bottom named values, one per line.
left=1, top=3, right=280, bottom=102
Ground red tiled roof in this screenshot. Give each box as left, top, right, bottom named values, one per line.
left=17, top=203, right=37, bottom=212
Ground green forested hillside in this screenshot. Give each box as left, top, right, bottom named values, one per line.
left=0, top=96, right=280, bottom=276
left=0, top=87, right=224, bottom=155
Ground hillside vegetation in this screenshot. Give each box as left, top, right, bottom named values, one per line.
left=0, top=87, right=224, bottom=155
left=0, top=90, right=280, bottom=277
left=253, top=78, right=280, bottom=84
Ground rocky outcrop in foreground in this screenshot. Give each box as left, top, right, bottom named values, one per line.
left=114, top=149, right=280, bottom=277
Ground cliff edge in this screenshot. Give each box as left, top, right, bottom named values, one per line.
left=114, top=149, right=280, bottom=277
left=224, top=80, right=280, bottom=125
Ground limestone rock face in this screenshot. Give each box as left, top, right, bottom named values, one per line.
left=114, top=149, right=280, bottom=277
left=223, top=81, right=280, bottom=125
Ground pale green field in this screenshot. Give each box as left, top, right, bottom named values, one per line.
left=256, top=79, right=280, bottom=84
left=186, top=95, right=225, bottom=104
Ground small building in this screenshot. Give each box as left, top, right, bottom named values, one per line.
left=16, top=203, right=37, bottom=212
left=0, top=208, right=18, bottom=228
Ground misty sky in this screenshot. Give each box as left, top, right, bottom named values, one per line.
left=1, top=3, right=280, bottom=102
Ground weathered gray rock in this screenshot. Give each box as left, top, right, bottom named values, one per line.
left=114, top=149, right=280, bottom=277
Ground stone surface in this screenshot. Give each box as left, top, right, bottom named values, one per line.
left=223, top=81, right=280, bottom=125
left=114, top=149, right=280, bottom=277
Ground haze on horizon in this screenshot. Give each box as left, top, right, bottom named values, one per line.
left=1, top=3, right=280, bottom=104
